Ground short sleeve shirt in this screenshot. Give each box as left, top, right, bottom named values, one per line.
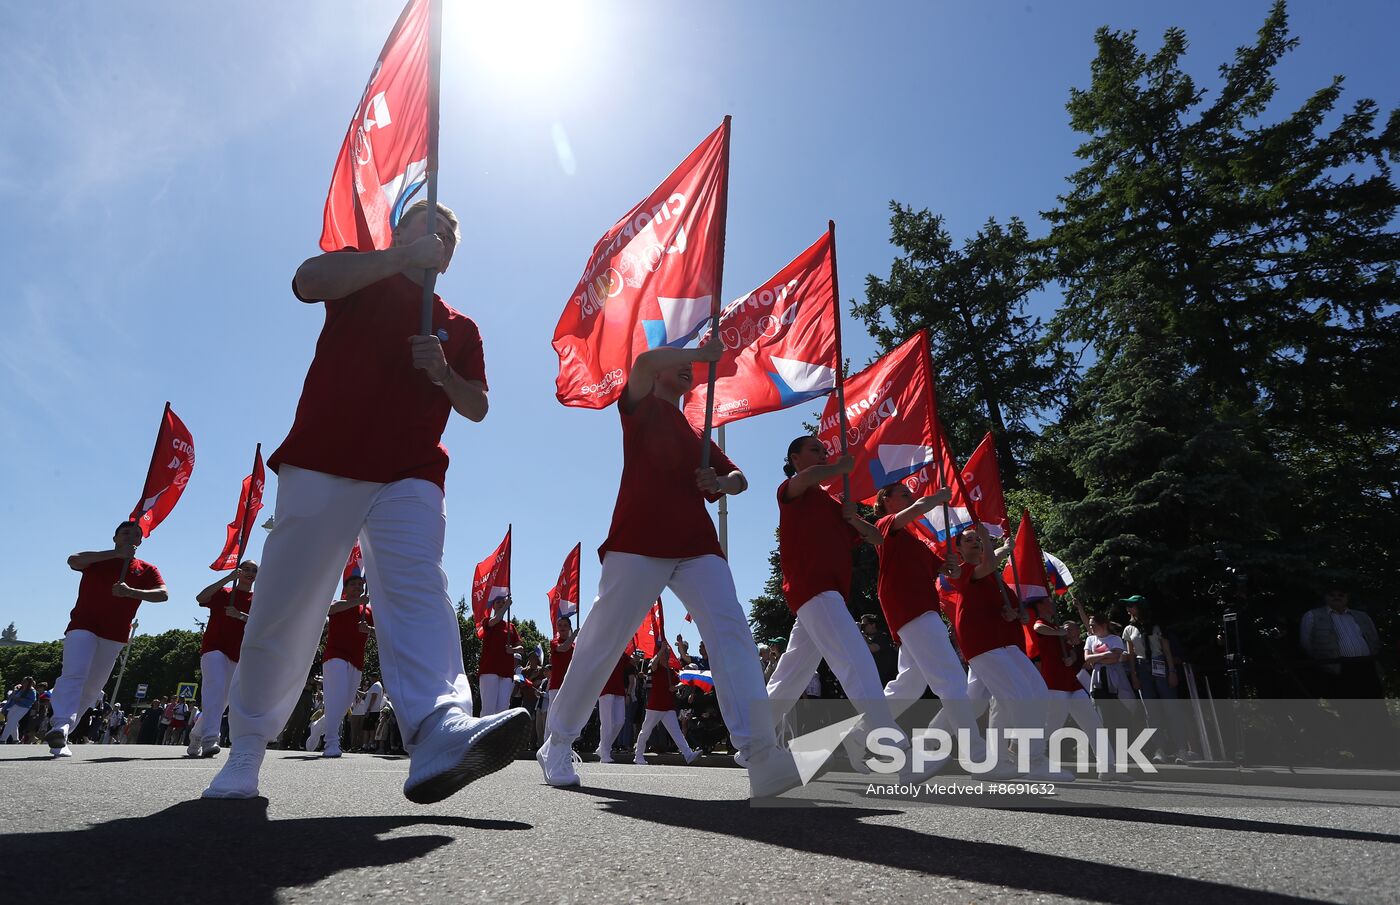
left=875, top=515, right=946, bottom=641
left=66, top=558, right=164, bottom=643
left=601, top=654, right=633, bottom=697
left=270, top=263, right=487, bottom=490
left=548, top=640, right=573, bottom=689
left=647, top=663, right=676, bottom=710
left=777, top=480, right=859, bottom=614
left=200, top=588, right=254, bottom=661
left=479, top=621, right=521, bottom=678
left=947, top=570, right=1016, bottom=662
left=324, top=603, right=373, bottom=669
left=1026, top=621, right=1084, bottom=693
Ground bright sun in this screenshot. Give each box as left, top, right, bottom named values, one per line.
left=448, top=0, right=589, bottom=95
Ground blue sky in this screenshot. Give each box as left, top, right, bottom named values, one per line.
left=2, top=1, right=1395, bottom=649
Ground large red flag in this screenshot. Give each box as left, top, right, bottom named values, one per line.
left=210, top=446, right=266, bottom=571
left=959, top=431, right=1009, bottom=538
left=343, top=542, right=364, bottom=585
left=130, top=403, right=195, bottom=537
left=471, top=526, right=512, bottom=637
left=546, top=542, right=581, bottom=634
left=320, top=0, right=433, bottom=252
left=1004, top=508, right=1052, bottom=603
left=553, top=119, right=730, bottom=408
left=629, top=599, right=664, bottom=659
left=682, top=230, right=838, bottom=429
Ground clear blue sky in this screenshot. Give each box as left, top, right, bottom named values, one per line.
left=2, top=1, right=1395, bottom=648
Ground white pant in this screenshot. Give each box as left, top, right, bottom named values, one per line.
left=882, top=610, right=986, bottom=760
left=966, top=645, right=1052, bottom=769
left=478, top=673, right=515, bottom=717
left=188, top=651, right=237, bottom=744
left=50, top=630, right=126, bottom=737
left=637, top=708, right=693, bottom=759
left=307, top=658, right=362, bottom=751
left=764, top=591, right=904, bottom=753
left=226, top=465, right=472, bottom=754
left=1046, top=688, right=1114, bottom=765
left=597, top=693, right=626, bottom=754
left=545, top=552, right=774, bottom=760
left=2, top=706, right=30, bottom=741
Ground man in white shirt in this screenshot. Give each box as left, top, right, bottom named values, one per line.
left=1299, top=587, right=1389, bottom=765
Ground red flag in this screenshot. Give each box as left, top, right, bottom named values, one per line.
left=960, top=432, right=1008, bottom=536
left=130, top=403, right=195, bottom=537
left=471, top=526, right=512, bottom=637
left=629, top=599, right=664, bottom=659
left=342, top=542, right=364, bottom=585
left=553, top=118, right=731, bottom=408
left=546, top=542, right=581, bottom=635
left=1003, top=508, right=1052, bottom=603
left=320, top=0, right=433, bottom=252
left=682, top=231, right=838, bottom=429
left=210, top=446, right=266, bottom=571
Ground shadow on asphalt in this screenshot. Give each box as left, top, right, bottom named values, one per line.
left=573, top=786, right=1327, bottom=904
left=0, top=799, right=530, bottom=903
left=979, top=804, right=1400, bottom=845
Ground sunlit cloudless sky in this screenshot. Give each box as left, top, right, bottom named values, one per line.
left=2, top=1, right=1395, bottom=651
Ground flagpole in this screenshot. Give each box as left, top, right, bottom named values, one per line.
left=717, top=425, right=729, bottom=555
left=829, top=221, right=851, bottom=502
left=699, top=115, right=732, bottom=470
left=226, top=443, right=261, bottom=623
left=418, top=0, right=443, bottom=336
left=124, top=401, right=171, bottom=583
left=920, top=345, right=956, bottom=564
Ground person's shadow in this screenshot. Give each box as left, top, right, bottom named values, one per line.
left=0, top=799, right=529, bottom=903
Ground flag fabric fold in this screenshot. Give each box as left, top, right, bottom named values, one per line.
left=1044, top=552, right=1075, bottom=595
left=210, top=446, right=266, bottom=571
left=628, top=598, right=664, bottom=659
left=130, top=403, right=196, bottom=537
left=471, top=526, right=512, bottom=636
left=547, top=542, right=581, bottom=633
left=553, top=119, right=730, bottom=408
left=1004, top=509, right=1052, bottom=603
left=960, top=432, right=1010, bottom=538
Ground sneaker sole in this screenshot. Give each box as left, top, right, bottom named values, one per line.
left=403, top=710, right=531, bottom=805
left=44, top=729, right=66, bottom=749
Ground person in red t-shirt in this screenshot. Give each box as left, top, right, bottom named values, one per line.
left=538, top=338, right=788, bottom=797
left=546, top=615, right=574, bottom=710
left=186, top=560, right=258, bottom=758
left=634, top=646, right=697, bottom=765
left=947, top=524, right=1070, bottom=782
left=595, top=652, right=636, bottom=763
left=478, top=598, right=523, bottom=717
left=1023, top=598, right=1116, bottom=776
left=48, top=521, right=169, bottom=756
left=871, top=482, right=989, bottom=774
left=206, top=201, right=530, bottom=803
left=306, top=575, right=375, bottom=758
left=763, top=436, right=908, bottom=772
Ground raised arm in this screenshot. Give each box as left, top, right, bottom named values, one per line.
left=67, top=548, right=126, bottom=572
left=840, top=499, right=884, bottom=546
left=889, top=489, right=953, bottom=532
left=622, top=335, right=723, bottom=409
left=783, top=454, right=854, bottom=500
left=195, top=571, right=236, bottom=605
left=293, top=235, right=447, bottom=302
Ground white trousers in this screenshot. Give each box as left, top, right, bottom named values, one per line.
left=50, top=630, right=125, bottom=737
left=597, top=694, right=626, bottom=754
left=226, top=465, right=472, bottom=754
left=307, top=658, right=361, bottom=751
left=188, top=651, right=236, bottom=744
left=1046, top=688, right=1114, bottom=764
left=966, top=645, right=1052, bottom=769
left=764, top=591, right=903, bottom=752
left=637, top=708, right=694, bottom=759
left=478, top=673, right=514, bottom=717
left=545, top=552, right=774, bottom=760
left=882, top=610, right=986, bottom=760
left=1, top=706, right=29, bottom=741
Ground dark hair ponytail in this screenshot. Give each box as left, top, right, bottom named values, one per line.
left=783, top=436, right=812, bottom=477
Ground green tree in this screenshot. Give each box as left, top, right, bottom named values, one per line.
left=115, top=629, right=202, bottom=708
left=0, top=640, right=64, bottom=689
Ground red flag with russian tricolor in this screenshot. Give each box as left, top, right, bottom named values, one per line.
left=959, top=431, right=1009, bottom=538
left=547, top=542, right=581, bottom=635
left=130, top=403, right=195, bottom=537
left=320, top=0, right=432, bottom=252
left=1004, top=509, right=1052, bottom=603
left=682, top=231, right=838, bottom=429
left=210, top=446, right=265, bottom=571
left=471, top=526, right=512, bottom=637
left=553, top=118, right=730, bottom=408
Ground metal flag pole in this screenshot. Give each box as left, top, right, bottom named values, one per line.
left=717, top=425, right=729, bottom=556
left=699, top=115, right=732, bottom=469
left=123, top=402, right=171, bottom=583
left=418, top=0, right=443, bottom=336
left=829, top=221, right=851, bottom=502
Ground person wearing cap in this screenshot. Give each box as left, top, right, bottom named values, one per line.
left=1120, top=595, right=1187, bottom=763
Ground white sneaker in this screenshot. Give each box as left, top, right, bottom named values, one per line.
left=683, top=749, right=701, bottom=766
left=51, top=746, right=72, bottom=759
left=975, top=758, right=1020, bottom=781
left=201, top=746, right=265, bottom=799
left=732, top=749, right=748, bottom=768
left=597, top=750, right=614, bottom=764
left=403, top=708, right=531, bottom=805
left=632, top=754, right=647, bottom=765
left=747, top=746, right=803, bottom=799
left=322, top=745, right=342, bottom=759
left=537, top=734, right=582, bottom=788
left=304, top=732, right=320, bottom=753
left=200, top=737, right=222, bottom=758
left=186, top=737, right=201, bottom=757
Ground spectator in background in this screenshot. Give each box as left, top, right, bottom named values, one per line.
left=1084, top=612, right=1137, bottom=739
left=859, top=614, right=899, bottom=687
left=1120, top=596, right=1186, bottom=764
left=360, top=676, right=385, bottom=752
left=348, top=686, right=368, bottom=748
left=139, top=698, right=164, bottom=745
left=1300, top=586, right=1391, bottom=766
left=2, top=678, right=37, bottom=743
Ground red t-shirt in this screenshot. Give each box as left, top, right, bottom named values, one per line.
left=777, top=480, right=859, bottom=614
left=270, top=265, right=488, bottom=490
left=324, top=603, right=373, bottom=669
left=548, top=640, right=573, bottom=689
left=599, top=395, right=736, bottom=561
left=66, top=557, right=164, bottom=643
left=1026, top=620, right=1083, bottom=693
left=948, top=570, right=1017, bottom=662
left=601, top=653, right=633, bottom=697
left=875, top=515, right=946, bottom=641
left=478, top=620, right=520, bottom=678
left=199, top=587, right=254, bottom=661
left=646, top=662, right=676, bottom=710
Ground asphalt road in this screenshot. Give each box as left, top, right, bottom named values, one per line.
left=1, top=745, right=1396, bottom=904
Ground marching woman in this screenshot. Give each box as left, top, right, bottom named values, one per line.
left=477, top=598, right=522, bottom=717
left=1024, top=597, right=1117, bottom=777
left=595, top=651, right=635, bottom=763
left=538, top=338, right=792, bottom=797
left=634, top=645, right=698, bottom=765
left=187, top=560, right=258, bottom=757
left=305, top=575, right=374, bottom=757
left=49, top=521, right=169, bottom=756
left=763, top=437, right=908, bottom=770
left=871, top=482, right=987, bottom=772
left=947, top=523, right=1071, bottom=781
left=546, top=615, right=574, bottom=708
